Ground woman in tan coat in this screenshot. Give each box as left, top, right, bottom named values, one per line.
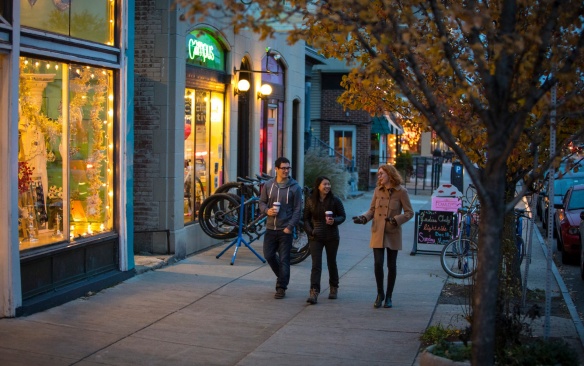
left=353, top=164, right=414, bottom=308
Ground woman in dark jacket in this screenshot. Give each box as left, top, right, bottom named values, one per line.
left=303, top=176, right=346, bottom=304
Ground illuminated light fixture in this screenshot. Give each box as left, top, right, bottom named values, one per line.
left=233, top=47, right=282, bottom=99
left=258, top=83, right=272, bottom=100
left=234, top=79, right=250, bottom=97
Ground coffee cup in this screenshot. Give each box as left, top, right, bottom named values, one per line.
left=273, top=202, right=281, bottom=213
left=325, top=211, right=333, bottom=219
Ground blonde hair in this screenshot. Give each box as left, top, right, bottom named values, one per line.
left=378, top=164, right=403, bottom=186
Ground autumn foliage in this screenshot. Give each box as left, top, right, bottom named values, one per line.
left=178, top=1, right=584, bottom=364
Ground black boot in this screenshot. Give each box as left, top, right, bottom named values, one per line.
left=306, top=289, right=319, bottom=304
left=383, top=297, right=392, bottom=308
left=374, top=293, right=385, bottom=308
left=328, top=286, right=338, bottom=299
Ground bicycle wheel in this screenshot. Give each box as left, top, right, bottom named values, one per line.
left=440, top=238, right=478, bottom=279
left=215, top=182, right=259, bottom=200
left=198, top=193, right=241, bottom=239
left=290, top=223, right=310, bottom=265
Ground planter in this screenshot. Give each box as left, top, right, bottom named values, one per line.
left=419, top=342, right=471, bottom=366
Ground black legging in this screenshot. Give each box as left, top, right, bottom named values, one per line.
left=373, top=248, right=398, bottom=298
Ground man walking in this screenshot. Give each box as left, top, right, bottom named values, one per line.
left=259, top=157, right=303, bottom=299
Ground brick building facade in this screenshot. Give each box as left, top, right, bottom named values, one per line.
left=318, top=72, right=388, bottom=190
left=133, top=1, right=307, bottom=257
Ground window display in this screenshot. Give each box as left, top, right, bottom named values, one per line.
left=18, top=57, right=115, bottom=250
left=184, top=88, right=224, bottom=223
left=20, top=0, right=115, bottom=45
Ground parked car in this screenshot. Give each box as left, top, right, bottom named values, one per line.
left=539, top=170, right=584, bottom=235
left=580, top=211, right=584, bottom=279
left=536, top=158, right=582, bottom=221
left=554, top=184, right=584, bottom=264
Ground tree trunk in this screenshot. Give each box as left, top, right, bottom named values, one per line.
left=471, top=169, right=507, bottom=365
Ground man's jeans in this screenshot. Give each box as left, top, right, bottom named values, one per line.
left=263, top=229, right=293, bottom=290
left=309, top=238, right=340, bottom=292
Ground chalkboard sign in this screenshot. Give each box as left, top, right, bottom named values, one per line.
left=416, top=210, right=457, bottom=245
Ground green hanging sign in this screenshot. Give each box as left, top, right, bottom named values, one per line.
left=186, top=30, right=224, bottom=71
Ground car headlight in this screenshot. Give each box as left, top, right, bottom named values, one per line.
left=568, top=226, right=580, bottom=235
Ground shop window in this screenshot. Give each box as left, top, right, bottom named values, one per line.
left=18, top=57, right=115, bottom=250
left=330, top=126, right=356, bottom=169
left=20, top=0, right=115, bottom=45
left=184, top=88, right=224, bottom=223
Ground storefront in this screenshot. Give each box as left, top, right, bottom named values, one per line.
left=183, top=29, right=227, bottom=223
left=134, top=1, right=306, bottom=258
left=0, top=1, right=134, bottom=317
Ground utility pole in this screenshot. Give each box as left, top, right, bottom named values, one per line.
left=544, top=80, right=557, bottom=339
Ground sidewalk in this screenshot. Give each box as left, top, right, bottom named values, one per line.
left=0, top=189, right=582, bottom=365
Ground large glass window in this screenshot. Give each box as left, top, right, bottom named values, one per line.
left=330, top=126, right=356, bottom=169
left=184, top=88, right=224, bottom=223
left=20, top=0, right=115, bottom=45
left=18, top=57, right=115, bottom=250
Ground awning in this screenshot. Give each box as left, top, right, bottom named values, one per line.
left=387, top=117, right=404, bottom=134
left=371, top=116, right=391, bottom=134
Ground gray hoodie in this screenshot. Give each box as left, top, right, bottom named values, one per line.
left=259, top=177, right=303, bottom=232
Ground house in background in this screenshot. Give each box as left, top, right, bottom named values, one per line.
left=307, top=58, right=410, bottom=190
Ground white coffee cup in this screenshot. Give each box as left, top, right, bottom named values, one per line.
left=273, top=202, right=281, bottom=213
left=325, top=211, right=333, bottom=219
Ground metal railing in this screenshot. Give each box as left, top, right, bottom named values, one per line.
left=310, top=137, right=356, bottom=172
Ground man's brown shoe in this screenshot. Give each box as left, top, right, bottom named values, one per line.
left=274, top=288, right=286, bottom=299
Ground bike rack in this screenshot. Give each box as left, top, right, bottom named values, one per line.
left=216, top=194, right=266, bottom=265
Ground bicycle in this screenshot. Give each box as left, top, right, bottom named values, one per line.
left=198, top=180, right=310, bottom=264
left=440, top=184, right=480, bottom=279
left=200, top=174, right=283, bottom=239
left=214, top=173, right=272, bottom=200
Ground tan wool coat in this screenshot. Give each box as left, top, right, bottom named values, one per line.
left=362, top=185, right=414, bottom=250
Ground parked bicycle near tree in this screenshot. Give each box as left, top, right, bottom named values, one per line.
left=440, top=184, right=480, bottom=279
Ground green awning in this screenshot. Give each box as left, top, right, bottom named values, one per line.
left=371, top=116, right=391, bottom=134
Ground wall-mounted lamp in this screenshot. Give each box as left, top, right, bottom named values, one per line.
left=258, top=83, right=272, bottom=100
left=233, top=47, right=282, bottom=76
left=235, top=79, right=250, bottom=97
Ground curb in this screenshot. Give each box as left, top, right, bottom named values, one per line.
left=534, top=228, right=584, bottom=348
left=134, top=255, right=176, bottom=275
